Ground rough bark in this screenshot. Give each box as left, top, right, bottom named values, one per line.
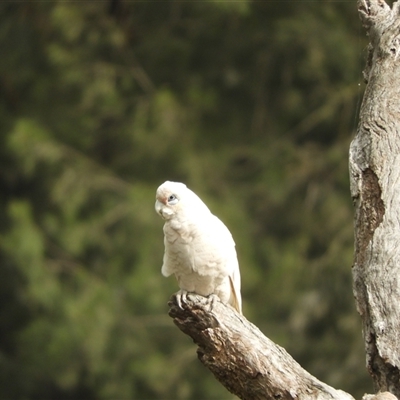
left=169, top=294, right=354, bottom=400
left=349, top=0, right=400, bottom=396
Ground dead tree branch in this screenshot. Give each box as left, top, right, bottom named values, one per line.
left=169, top=294, right=354, bottom=400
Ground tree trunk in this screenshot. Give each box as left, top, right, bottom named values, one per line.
left=350, top=0, right=400, bottom=396
left=167, top=0, right=400, bottom=398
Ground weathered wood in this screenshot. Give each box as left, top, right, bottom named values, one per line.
left=169, top=294, right=354, bottom=400
left=350, top=0, right=400, bottom=395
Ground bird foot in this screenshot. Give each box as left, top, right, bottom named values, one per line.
left=175, top=291, right=219, bottom=312
left=207, top=293, right=219, bottom=312
left=175, top=289, right=189, bottom=310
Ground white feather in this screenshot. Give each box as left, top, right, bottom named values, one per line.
left=155, top=181, right=242, bottom=314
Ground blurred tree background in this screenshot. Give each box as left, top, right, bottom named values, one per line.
left=0, top=1, right=371, bottom=399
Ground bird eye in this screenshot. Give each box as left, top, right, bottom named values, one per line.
left=167, top=194, right=178, bottom=205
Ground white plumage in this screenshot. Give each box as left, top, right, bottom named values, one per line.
left=155, top=181, right=242, bottom=314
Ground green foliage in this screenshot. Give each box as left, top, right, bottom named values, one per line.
left=0, top=2, right=371, bottom=399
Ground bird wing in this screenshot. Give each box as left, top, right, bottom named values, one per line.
left=213, top=215, right=242, bottom=314
left=188, top=215, right=231, bottom=274
left=193, top=214, right=242, bottom=313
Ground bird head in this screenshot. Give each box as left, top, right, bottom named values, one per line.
left=155, top=181, right=187, bottom=220
left=155, top=181, right=209, bottom=221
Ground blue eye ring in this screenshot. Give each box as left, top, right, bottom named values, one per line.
left=168, top=194, right=178, bottom=205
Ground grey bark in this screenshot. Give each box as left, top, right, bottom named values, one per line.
left=350, top=0, right=400, bottom=396
left=169, top=294, right=354, bottom=400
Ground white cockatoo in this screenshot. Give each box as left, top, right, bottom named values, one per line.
left=155, top=181, right=242, bottom=314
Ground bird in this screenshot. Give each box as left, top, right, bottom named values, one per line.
left=155, top=181, right=242, bottom=314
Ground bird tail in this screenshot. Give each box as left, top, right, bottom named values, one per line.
left=229, top=274, right=242, bottom=314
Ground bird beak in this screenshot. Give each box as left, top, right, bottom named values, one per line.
left=155, top=199, right=163, bottom=215
left=155, top=199, right=173, bottom=220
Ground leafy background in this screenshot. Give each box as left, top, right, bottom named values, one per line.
left=0, top=1, right=372, bottom=399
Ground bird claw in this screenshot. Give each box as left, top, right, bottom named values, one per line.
left=207, top=293, right=219, bottom=312
left=175, top=290, right=188, bottom=310
left=175, top=291, right=219, bottom=312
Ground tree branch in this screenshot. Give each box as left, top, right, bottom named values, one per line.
left=169, top=294, right=354, bottom=400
